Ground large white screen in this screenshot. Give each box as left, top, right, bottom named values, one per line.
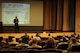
left=2, top=3, right=30, bottom=25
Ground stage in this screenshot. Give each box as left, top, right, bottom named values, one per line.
left=0, top=32, right=74, bottom=38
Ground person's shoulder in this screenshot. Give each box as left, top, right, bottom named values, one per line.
left=22, top=35, right=29, bottom=38
left=37, top=45, right=42, bottom=48
left=27, top=46, right=33, bottom=48
left=21, top=35, right=25, bottom=38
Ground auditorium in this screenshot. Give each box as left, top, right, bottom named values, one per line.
left=0, top=0, right=80, bottom=53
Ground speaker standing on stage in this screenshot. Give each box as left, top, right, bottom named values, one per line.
left=14, top=16, right=19, bottom=33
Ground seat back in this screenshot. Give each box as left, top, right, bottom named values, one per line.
left=70, top=45, right=80, bottom=51
left=57, top=44, right=68, bottom=50
left=9, top=44, right=17, bottom=47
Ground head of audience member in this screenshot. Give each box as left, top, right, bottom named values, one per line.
left=76, top=34, right=80, bottom=39
left=21, top=32, right=29, bottom=44
left=62, top=34, right=66, bottom=37
left=73, top=32, right=76, bottom=36
left=62, top=38, right=68, bottom=42
left=71, top=38, right=77, bottom=44
left=28, top=38, right=42, bottom=48
left=36, top=32, right=40, bottom=37
left=8, top=35, right=15, bottom=42
left=42, top=32, right=47, bottom=37
left=18, top=38, right=22, bottom=43
left=33, top=32, right=41, bottom=41
left=44, top=38, right=56, bottom=48
left=1, top=38, right=7, bottom=44
left=61, top=34, right=68, bottom=42
left=71, top=34, right=75, bottom=38
left=0, top=37, right=3, bottom=43
left=11, top=37, right=16, bottom=42
left=32, top=38, right=38, bottom=44
left=77, top=34, right=80, bottom=37
left=31, top=36, right=33, bottom=38
left=0, top=37, right=7, bottom=45
left=43, top=32, right=46, bottom=34
left=24, top=32, right=28, bottom=36
left=48, top=33, right=51, bottom=37
left=69, top=38, right=78, bottom=46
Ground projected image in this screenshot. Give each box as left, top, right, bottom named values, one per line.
left=2, top=3, right=30, bottom=25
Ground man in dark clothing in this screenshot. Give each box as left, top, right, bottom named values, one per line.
left=21, top=32, right=29, bottom=44
left=14, top=16, right=19, bottom=33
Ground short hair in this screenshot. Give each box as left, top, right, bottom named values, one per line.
left=12, top=38, right=16, bottom=41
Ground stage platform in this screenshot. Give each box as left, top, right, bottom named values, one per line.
left=0, top=32, right=75, bottom=38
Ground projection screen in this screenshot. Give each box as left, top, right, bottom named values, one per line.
left=2, top=3, right=30, bottom=25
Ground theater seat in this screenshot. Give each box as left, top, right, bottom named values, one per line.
left=57, top=44, right=68, bottom=50
left=9, top=44, right=17, bottom=47
left=70, top=45, right=80, bottom=51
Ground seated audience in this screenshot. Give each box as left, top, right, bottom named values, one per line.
left=42, top=31, right=48, bottom=36
left=56, top=37, right=68, bottom=50
left=1, top=38, right=7, bottom=44
left=77, top=36, right=80, bottom=43
left=21, top=32, right=29, bottom=44
left=76, top=34, right=80, bottom=39
left=8, top=37, right=19, bottom=45
left=0, top=37, right=7, bottom=46
left=28, top=38, right=42, bottom=48
left=68, top=34, right=76, bottom=43
left=39, top=39, right=46, bottom=48
left=43, top=38, right=56, bottom=49
left=70, top=34, right=76, bottom=39
left=68, top=38, right=80, bottom=51
left=76, top=34, right=80, bottom=43
left=59, top=34, right=69, bottom=42
left=33, top=32, right=41, bottom=41
left=8, top=35, right=14, bottom=42
left=16, top=38, right=29, bottom=47
left=52, top=36, right=59, bottom=46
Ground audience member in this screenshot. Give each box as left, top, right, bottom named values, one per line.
left=16, top=38, right=29, bottom=47
left=28, top=38, right=42, bottom=48
left=0, top=37, right=7, bottom=46
left=59, top=34, right=69, bottom=42
left=68, top=38, right=80, bottom=50
left=8, top=37, right=19, bottom=45
left=42, top=31, right=47, bottom=36
left=43, top=38, right=56, bottom=49
left=33, top=32, right=41, bottom=41
left=68, top=34, right=76, bottom=43
left=56, top=37, right=68, bottom=48
left=1, top=37, right=7, bottom=44
left=21, top=32, right=29, bottom=44
left=8, top=35, right=14, bottom=42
